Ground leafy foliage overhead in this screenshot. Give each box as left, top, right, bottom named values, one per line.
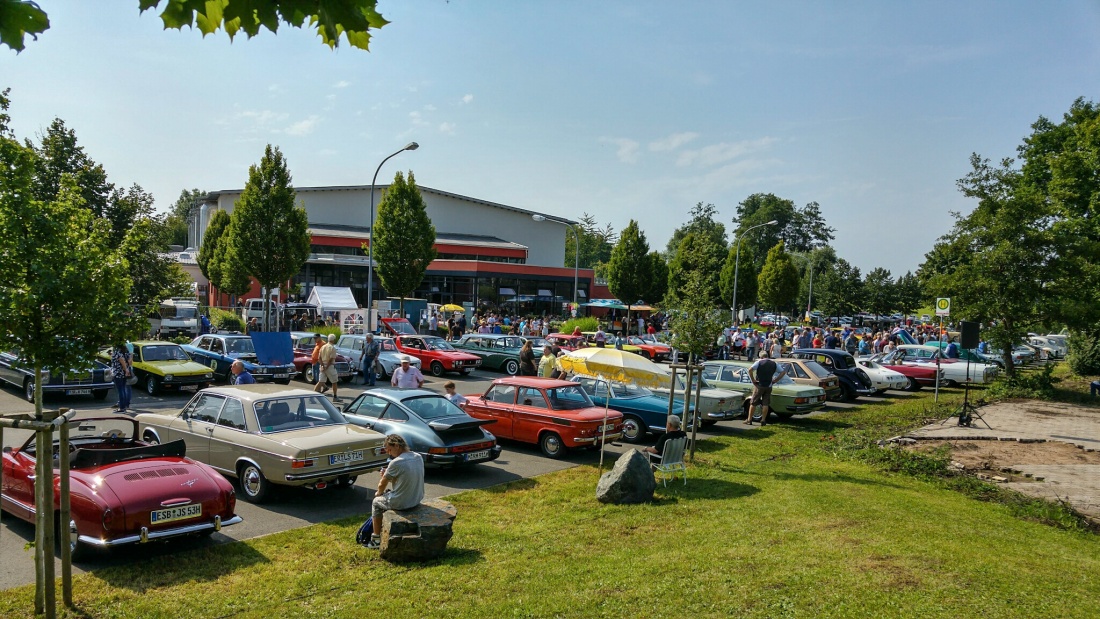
left=0, top=0, right=388, bottom=52
left=563, top=212, right=617, bottom=270
left=756, top=241, right=800, bottom=313
left=734, top=193, right=835, bottom=271
left=665, top=202, right=727, bottom=256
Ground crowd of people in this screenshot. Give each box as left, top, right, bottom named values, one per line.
left=715, top=323, right=963, bottom=361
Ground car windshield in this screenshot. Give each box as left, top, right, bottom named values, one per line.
left=546, top=385, right=595, bottom=410
left=610, top=381, right=651, bottom=399
left=425, top=338, right=456, bottom=351
left=525, top=337, right=550, bottom=349
left=674, top=374, right=708, bottom=390
left=141, top=345, right=191, bottom=362
left=254, top=395, right=345, bottom=433
left=226, top=338, right=255, bottom=354
left=379, top=340, right=397, bottom=352
left=69, top=418, right=136, bottom=441
left=402, top=395, right=466, bottom=420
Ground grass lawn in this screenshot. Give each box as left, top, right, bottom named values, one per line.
left=1, top=386, right=1097, bottom=618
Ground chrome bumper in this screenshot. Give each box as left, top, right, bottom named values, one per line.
left=573, top=432, right=623, bottom=445
left=283, top=459, right=388, bottom=482
left=79, top=514, right=243, bottom=547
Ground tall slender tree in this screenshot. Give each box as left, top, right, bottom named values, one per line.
left=227, top=145, right=311, bottom=328
left=606, top=220, right=652, bottom=333
left=646, top=251, right=669, bottom=306
left=668, top=231, right=725, bottom=306
left=757, top=241, right=800, bottom=315
left=719, top=242, right=757, bottom=316
left=863, top=267, right=896, bottom=317
left=372, top=170, right=437, bottom=315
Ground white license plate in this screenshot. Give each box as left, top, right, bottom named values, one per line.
left=181, top=384, right=199, bottom=391
left=151, top=504, right=202, bottom=524
left=598, top=423, right=615, bottom=432
left=463, top=450, right=490, bottom=462
left=274, top=374, right=289, bottom=379
left=330, top=450, right=364, bottom=465
left=65, top=389, right=91, bottom=396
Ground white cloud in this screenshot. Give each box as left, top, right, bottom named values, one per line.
left=333, top=80, right=351, bottom=89
left=676, top=137, right=777, bottom=167
left=439, top=122, right=455, bottom=134
left=267, top=84, right=282, bottom=93
left=461, top=94, right=474, bottom=104
left=649, top=132, right=699, bottom=152
left=326, top=94, right=337, bottom=101
left=424, top=104, right=437, bottom=112
left=409, top=111, right=428, bottom=126
left=283, top=115, right=320, bottom=136
left=599, top=137, right=640, bottom=164
left=239, top=110, right=289, bottom=125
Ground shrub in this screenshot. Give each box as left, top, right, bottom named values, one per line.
left=987, top=363, right=1057, bottom=400
left=1067, top=329, right=1100, bottom=376
left=210, top=308, right=243, bottom=333
left=559, top=317, right=598, bottom=335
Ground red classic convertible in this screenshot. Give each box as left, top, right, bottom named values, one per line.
left=395, top=335, right=482, bottom=377
left=1, top=417, right=240, bottom=560
left=463, top=377, right=623, bottom=458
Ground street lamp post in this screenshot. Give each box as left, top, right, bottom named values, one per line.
left=532, top=214, right=579, bottom=311
left=730, top=220, right=778, bottom=325
left=366, top=142, right=419, bottom=331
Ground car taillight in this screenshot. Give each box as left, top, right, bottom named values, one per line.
left=227, top=488, right=236, bottom=513
left=102, top=507, right=115, bottom=532
left=428, top=447, right=448, bottom=455
left=291, top=458, right=315, bottom=468
left=794, top=397, right=808, bottom=404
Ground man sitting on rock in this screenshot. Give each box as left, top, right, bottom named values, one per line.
left=641, top=415, right=686, bottom=464
left=366, top=434, right=425, bottom=550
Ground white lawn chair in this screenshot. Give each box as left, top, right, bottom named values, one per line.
left=650, top=436, right=688, bottom=486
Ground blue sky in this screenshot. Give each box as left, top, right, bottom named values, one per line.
left=3, top=1, right=1099, bottom=276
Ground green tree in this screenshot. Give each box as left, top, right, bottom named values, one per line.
left=734, top=193, right=835, bottom=271
left=668, top=268, right=727, bottom=362
left=757, top=241, right=800, bottom=315
left=227, top=144, right=311, bottom=328
left=564, top=212, right=616, bottom=269
left=372, top=170, right=437, bottom=315
left=197, top=209, right=230, bottom=292
left=665, top=202, right=727, bottom=256
left=814, top=259, right=863, bottom=319
left=1, top=0, right=389, bottom=52
left=106, top=184, right=156, bottom=249
left=719, top=242, right=757, bottom=318
left=863, top=267, right=895, bottom=317
left=668, top=231, right=725, bottom=306
left=646, top=251, right=669, bottom=307
left=30, top=118, right=112, bottom=220
left=605, top=220, right=652, bottom=333
left=121, top=218, right=193, bottom=311
left=894, top=271, right=922, bottom=317
left=164, top=188, right=205, bottom=247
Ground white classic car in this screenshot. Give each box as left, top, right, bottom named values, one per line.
left=854, top=358, right=910, bottom=393
left=650, top=373, right=745, bottom=426
left=893, top=345, right=999, bottom=386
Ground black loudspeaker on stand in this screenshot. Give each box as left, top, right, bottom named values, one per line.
left=954, top=321, right=989, bottom=428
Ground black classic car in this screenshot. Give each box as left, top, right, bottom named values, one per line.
left=787, top=348, right=877, bottom=402
left=0, top=349, right=115, bottom=403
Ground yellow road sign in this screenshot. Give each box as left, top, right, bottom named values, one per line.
left=935, top=297, right=951, bottom=316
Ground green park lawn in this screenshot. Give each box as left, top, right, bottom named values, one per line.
left=1, top=381, right=1097, bottom=618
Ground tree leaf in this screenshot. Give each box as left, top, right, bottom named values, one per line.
left=0, top=0, right=50, bottom=53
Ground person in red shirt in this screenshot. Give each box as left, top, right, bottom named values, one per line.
left=647, top=324, right=656, bottom=335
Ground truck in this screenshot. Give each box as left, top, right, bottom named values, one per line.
left=159, top=298, right=201, bottom=338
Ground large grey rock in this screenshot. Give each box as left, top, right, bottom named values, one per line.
left=379, top=498, right=457, bottom=562
left=596, top=450, right=656, bottom=504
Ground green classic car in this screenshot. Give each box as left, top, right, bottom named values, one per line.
left=701, top=360, right=826, bottom=421
left=453, top=334, right=541, bottom=375
left=101, top=341, right=215, bottom=396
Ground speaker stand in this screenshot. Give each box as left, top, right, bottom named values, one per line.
left=943, top=352, right=992, bottom=429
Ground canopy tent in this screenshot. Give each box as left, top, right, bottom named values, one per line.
left=582, top=298, right=655, bottom=312
left=305, top=286, right=359, bottom=312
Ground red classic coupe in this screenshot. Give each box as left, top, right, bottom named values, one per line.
left=463, top=377, right=623, bottom=458
left=1, top=417, right=240, bottom=560
left=871, top=352, right=943, bottom=391
left=395, top=335, right=482, bottom=377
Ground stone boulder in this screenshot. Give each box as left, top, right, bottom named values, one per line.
left=596, top=450, right=656, bottom=504
left=379, top=498, right=457, bottom=563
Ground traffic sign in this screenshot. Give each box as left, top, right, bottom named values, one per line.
left=935, top=297, right=951, bottom=316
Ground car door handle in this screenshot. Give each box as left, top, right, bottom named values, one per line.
left=27, top=475, right=35, bottom=481
left=206, top=427, right=214, bottom=434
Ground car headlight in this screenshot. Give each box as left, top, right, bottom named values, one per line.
left=165, top=374, right=174, bottom=381
left=103, top=368, right=112, bottom=380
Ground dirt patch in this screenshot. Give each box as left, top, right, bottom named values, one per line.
left=909, top=439, right=1100, bottom=473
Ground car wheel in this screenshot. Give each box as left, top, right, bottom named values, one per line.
left=142, top=430, right=160, bottom=445
left=641, top=351, right=652, bottom=360
left=539, top=432, right=565, bottom=459
left=237, top=462, right=270, bottom=503
left=620, top=415, right=645, bottom=443
left=504, top=359, right=519, bottom=376
left=58, top=518, right=91, bottom=562
left=146, top=375, right=161, bottom=396
left=841, top=383, right=857, bottom=403
left=23, top=378, right=35, bottom=403
left=304, top=365, right=316, bottom=384
left=430, top=361, right=445, bottom=377
left=375, top=361, right=389, bottom=380
left=92, top=389, right=108, bottom=401
left=905, top=377, right=922, bottom=392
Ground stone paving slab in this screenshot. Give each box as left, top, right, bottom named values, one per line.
left=902, top=400, right=1100, bottom=524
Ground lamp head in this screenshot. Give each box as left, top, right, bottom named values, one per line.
left=532, top=214, right=546, bottom=222
left=766, top=220, right=778, bottom=225
left=405, top=142, right=419, bottom=151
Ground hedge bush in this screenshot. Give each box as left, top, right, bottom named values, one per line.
left=1067, top=329, right=1100, bottom=376
left=210, top=308, right=243, bottom=333
left=558, top=317, right=599, bottom=335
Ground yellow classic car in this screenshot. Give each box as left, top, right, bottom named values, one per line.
left=136, top=385, right=388, bottom=502
left=100, top=341, right=215, bottom=396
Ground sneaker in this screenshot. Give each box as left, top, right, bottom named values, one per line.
left=365, top=535, right=381, bottom=550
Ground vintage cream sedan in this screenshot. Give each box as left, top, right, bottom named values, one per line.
left=136, top=385, right=388, bottom=503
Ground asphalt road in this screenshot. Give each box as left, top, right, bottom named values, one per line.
left=0, top=365, right=894, bottom=590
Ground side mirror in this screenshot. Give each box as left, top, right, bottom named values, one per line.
left=3, top=446, right=11, bottom=454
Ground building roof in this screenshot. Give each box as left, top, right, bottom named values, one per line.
left=306, top=223, right=527, bottom=250
left=202, top=184, right=576, bottom=226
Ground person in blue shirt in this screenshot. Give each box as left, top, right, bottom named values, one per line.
left=944, top=339, right=960, bottom=359
left=231, top=360, right=256, bottom=385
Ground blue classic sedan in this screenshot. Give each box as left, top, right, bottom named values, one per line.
left=570, top=374, right=690, bottom=443
left=183, top=334, right=296, bottom=384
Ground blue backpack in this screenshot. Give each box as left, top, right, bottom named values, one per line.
left=355, top=517, right=374, bottom=546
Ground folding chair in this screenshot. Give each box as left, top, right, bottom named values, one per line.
left=650, top=436, right=688, bottom=486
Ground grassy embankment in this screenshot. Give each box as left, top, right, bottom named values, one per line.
left=1, top=376, right=1097, bottom=618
